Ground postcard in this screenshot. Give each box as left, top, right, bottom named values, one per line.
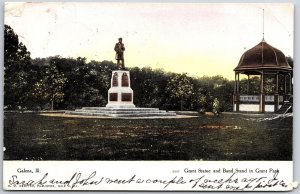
left=2, top=2, right=298, bottom=191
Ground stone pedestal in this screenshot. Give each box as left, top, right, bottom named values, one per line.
left=106, top=70, right=135, bottom=108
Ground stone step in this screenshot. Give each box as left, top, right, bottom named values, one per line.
left=72, top=110, right=173, bottom=114
left=65, top=111, right=107, bottom=116
left=108, top=113, right=176, bottom=117
left=65, top=111, right=176, bottom=117
left=81, top=107, right=159, bottom=111
left=66, top=106, right=176, bottom=117
left=74, top=109, right=163, bottom=114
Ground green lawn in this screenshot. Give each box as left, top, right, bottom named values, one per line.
left=4, top=112, right=292, bottom=160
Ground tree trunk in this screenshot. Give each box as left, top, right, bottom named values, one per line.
left=51, top=93, right=54, bottom=111
left=180, top=96, right=183, bottom=111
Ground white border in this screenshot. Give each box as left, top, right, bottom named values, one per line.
left=3, top=161, right=294, bottom=191
left=1, top=0, right=299, bottom=193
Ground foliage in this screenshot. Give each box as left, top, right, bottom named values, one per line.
left=212, top=98, right=220, bottom=115
left=32, top=63, right=67, bottom=110
left=31, top=57, right=115, bottom=109
left=239, top=76, right=260, bottom=95
left=4, top=25, right=32, bottom=109
left=196, top=75, right=234, bottom=112
left=165, top=73, right=194, bottom=110
left=130, top=67, right=166, bottom=108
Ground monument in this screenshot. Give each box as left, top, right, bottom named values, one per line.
left=106, top=38, right=135, bottom=108
left=65, top=38, right=176, bottom=117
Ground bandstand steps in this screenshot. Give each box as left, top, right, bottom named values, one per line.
left=276, top=102, right=293, bottom=114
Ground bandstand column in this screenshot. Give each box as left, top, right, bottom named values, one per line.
left=259, top=72, right=265, bottom=113
left=274, top=72, right=279, bottom=111
left=284, top=74, right=287, bottom=100
left=247, top=74, right=250, bottom=94
left=233, top=73, right=236, bottom=110
left=288, top=73, right=292, bottom=95
left=235, top=72, right=240, bottom=111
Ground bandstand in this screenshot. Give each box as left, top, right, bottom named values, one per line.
left=233, top=39, right=292, bottom=113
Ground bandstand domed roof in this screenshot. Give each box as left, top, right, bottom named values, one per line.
left=234, top=40, right=292, bottom=73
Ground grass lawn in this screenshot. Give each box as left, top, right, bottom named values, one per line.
left=4, top=112, right=292, bottom=160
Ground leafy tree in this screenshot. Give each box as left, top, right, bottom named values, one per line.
left=166, top=73, right=194, bottom=110
left=212, top=98, right=220, bottom=115
left=30, top=57, right=115, bottom=109
left=86, top=60, right=114, bottom=106
left=32, top=63, right=67, bottom=110
left=212, top=77, right=234, bottom=112
left=197, top=75, right=234, bottom=112
left=130, top=67, right=168, bottom=108
left=4, top=25, right=32, bottom=109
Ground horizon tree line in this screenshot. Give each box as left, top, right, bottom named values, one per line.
left=4, top=25, right=293, bottom=113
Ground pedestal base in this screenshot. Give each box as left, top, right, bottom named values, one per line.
left=106, top=103, right=136, bottom=108
left=66, top=107, right=176, bottom=117
left=106, top=70, right=135, bottom=108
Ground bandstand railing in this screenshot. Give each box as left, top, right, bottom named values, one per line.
left=238, top=95, right=283, bottom=103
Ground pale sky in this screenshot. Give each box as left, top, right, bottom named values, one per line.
left=4, top=2, right=293, bottom=80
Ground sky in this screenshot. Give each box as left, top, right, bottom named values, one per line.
left=4, top=2, right=293, bottom=80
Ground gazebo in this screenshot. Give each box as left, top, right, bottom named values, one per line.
left=233, top=39, right=292, bottom=113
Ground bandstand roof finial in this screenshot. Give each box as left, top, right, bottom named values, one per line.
left=262, top=8, right=265, bottom=42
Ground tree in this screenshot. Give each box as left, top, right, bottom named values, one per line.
left=166, top=73, right=194, bottom=110
left=212, top=98, right=220, bottom=115
left=197, top=75, right=234, bottom=112
left=32, top=63, right=67, bottom=110
left=85, top=60, right=114, bottom=106
left=4, top=25, right=32, bottom=109
left=130, top=67, right=167, bottom=108
left=29, top=57, right=115, bottom=109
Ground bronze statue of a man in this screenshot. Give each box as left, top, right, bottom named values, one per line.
left=114, top=37, right=125, bottom=69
